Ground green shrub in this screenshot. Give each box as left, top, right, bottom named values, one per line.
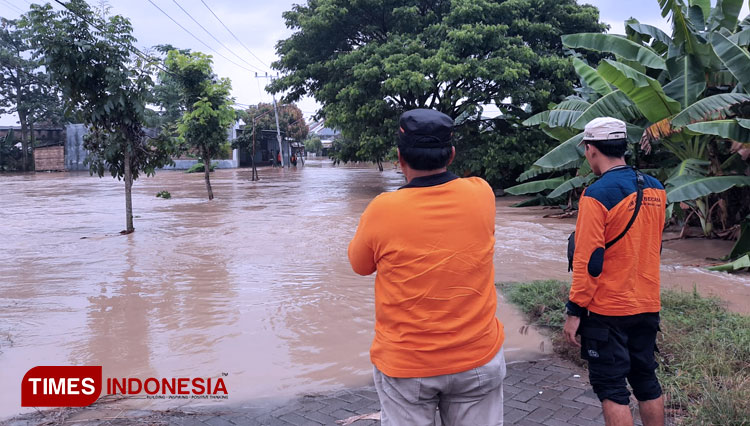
left=186, top=162, right=216, bottom=173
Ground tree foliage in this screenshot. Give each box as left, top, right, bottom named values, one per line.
left=146, top=44, right=192, bottom=129
left=165, top=50, right=234, bottom=200
left=0, top=16, right=63, bottom=171
left=234, top=102, right=308, bottom=156
left=272, top=0, right=605, bottom=184
left=26, top=0, right=174, bottom=233
left=304, top=135, right=323, bottom=156
left=514, top=0, right=750, bottom=266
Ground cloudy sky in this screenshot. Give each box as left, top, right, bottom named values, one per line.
left=0, top=0, right=748, bottom=126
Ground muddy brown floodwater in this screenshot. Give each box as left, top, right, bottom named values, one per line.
left=1, top=160, right=747, bottom=419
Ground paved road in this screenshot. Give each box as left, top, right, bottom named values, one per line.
left=4, top=358, right=651, bottom=426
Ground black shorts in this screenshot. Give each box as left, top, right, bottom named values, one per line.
left=577, top=311, right=662, bottom=405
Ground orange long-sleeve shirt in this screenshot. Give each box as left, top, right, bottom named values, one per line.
left=570, top=167, right=666, bottom=316
left=348, top=172, right=504, bottom=378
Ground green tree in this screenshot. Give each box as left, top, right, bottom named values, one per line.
left=165, top=50, right=235, bottom=200
left=272, top=0, right=605, bottom=178
left=304, top=135, right=323, bottom=156
left=146, top=44, right=191, bottom=129
left=233, top=102, right=308, bottom=158
left=26, top=0, right=174, bottom=233
left=0, top=16, right=63, bottom=171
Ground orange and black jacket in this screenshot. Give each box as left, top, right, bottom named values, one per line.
left=348, top=172, right=504, bottom=378
left=567, top=167, right=666, bottom=317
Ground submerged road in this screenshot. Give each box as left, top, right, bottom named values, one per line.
left=1, top=160, right=746, bottom=419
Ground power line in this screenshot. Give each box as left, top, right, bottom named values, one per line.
left=0, top=0, right=24, bottom=14
left=169, top=0, right=265, bottom=73
left=145, top=0, right=258, bottom=73
left=50, top=0, right=159, bottom=64
left=198, top=0, right=271, bottom=70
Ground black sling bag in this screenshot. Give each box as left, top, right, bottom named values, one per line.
left=567, top=167, right=645, bottom=272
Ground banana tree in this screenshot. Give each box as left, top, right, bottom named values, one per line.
left=512, top=0, right=750, bottom=265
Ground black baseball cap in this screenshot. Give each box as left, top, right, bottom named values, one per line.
left=398, top=109, right=453, bottom=148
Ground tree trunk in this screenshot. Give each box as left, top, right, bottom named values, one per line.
left=28, top=120, right=35, bottom=171
left=124, top=145, right=134, bottom=234
left=377, top=159, right=383, bottom=172
left=203, top=149, right=214, bottom=200
left=18, top=110, right=28, bottom=172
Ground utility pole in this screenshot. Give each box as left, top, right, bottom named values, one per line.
left=250, top=108, right=272, bottom=181
left=256, top=72, right=284, bottom=168
left=251, top=115, right=259, bottom=181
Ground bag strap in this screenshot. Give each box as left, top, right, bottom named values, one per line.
left=605, top=167, right=645, bottom=250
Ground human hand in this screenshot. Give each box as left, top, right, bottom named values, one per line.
left=563, top=315, right=581, bottom=347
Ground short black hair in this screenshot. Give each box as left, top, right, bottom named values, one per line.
left=398, top=145, right=453, bottom=171
left=586, top=138, right=628, bottom=159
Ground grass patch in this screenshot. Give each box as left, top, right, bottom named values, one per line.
left=499, top=280, right=750, bottom=424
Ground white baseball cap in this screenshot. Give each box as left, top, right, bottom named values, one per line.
left=579, top=117, right=627, bottom=146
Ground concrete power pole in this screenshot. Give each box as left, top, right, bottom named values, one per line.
left=256, top=72, right=285, bottom=168
left=272, top=93, right=284, bottom=168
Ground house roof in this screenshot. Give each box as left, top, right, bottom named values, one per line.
left=309, top=120, right=340, bottom=138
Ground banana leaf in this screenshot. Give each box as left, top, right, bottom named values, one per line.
left=688, top=5, right=707, bottom=31
left=547, top=173, right=596, bottom=199
left=720, top=152, right=748, bottom=172
left=626, top=22, right=676, bottom=53
left=666, top=158, right=710, bottom=183
left=533, top=133, right=585, bottom=169
left=708, top=0, right=744, bottom=31
left=665, top=202, right=675, bottom=223
left=709, top=32, right=750, bottom=93
left=523, top=110, right=550, bottom=127
left=663, top=54, right=706, bottom=108
left=659, top=0, right=700, bottom=54
left=571, top=90, right=643, bottom=129
left=729, top=28, right=750, bottom=46
left=562, top=33, right=667, bottom=70
left=541, top=124, right=578, bottom=143
left=546, top=98, right=592, bottom=129
left=517, top=159, right=583, bottom=182
left=670, top=93, right=750, bottom=128
left=627, top=124, right=646, bottom=144
left=572, top=58, right=613, bottom=96
left=688, top=0, right=711, bottom=23
left=597, top=60, right=682, bottom=122
left=666, top=174, right=750, bottom=202
left=505, top=176, right=568, bottom=196
left=617, top=58, right=648, bottom=74
left=728, top=220, right=750, bottom=259
left=707, top=254, right=750, bottom=271
left=511, top=194, right=549, bottom=207
left=686, top=118, right=750, bottom=142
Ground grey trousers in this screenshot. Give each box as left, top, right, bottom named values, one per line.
left=373, top=346, right=505, bottom=426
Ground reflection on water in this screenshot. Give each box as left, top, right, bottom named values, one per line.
left=0, top=160, right=747, bottom=418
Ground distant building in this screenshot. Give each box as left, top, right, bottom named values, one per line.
left=0, top=126, right=66, bottom=171
left=308, top=120, right=341, bottom=156
left=1, top=123, right=241, bottom=172
left=236, top=129, right=292, bottom=167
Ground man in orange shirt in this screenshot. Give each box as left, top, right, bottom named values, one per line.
left=349, top=109, right=505, bottom=425
left=563, top=117, right=666, bottom=426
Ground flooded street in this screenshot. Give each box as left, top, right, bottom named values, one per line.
left=1, top=160, right=748, bottom=419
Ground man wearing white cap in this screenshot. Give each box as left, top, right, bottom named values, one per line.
left=562, top=117, right=667, bottom=426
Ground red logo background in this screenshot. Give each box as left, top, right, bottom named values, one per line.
left=21, top=366, right=102, bottom=407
